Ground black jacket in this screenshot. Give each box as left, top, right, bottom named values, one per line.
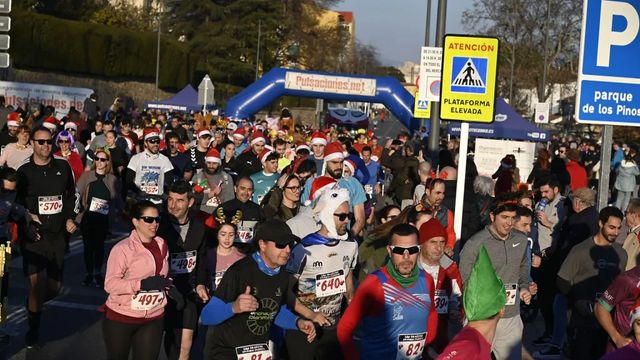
left=234, top=150, right=262, bottom=178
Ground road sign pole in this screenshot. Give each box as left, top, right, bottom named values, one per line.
left=203, top=82, right=208, bottom=113
left=453, top=122, right=469, bottom=246
left=597, top=125, right=613, bottom=210
left=428, top=0, right=447, bottom=152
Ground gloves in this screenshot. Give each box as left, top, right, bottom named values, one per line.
left=140, top=275, right=169, bottom=291
left=167, top=286, right=185, bottom=311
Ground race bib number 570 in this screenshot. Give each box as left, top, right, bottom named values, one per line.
left=38, top=195, right=63, bottom=215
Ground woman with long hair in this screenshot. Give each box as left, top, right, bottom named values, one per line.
left=527, top=148, right=552, bottom=186
left=206, top=223, right=244, bottom=293
left=76, top=149, right=122, bottom=287
left=0, top=125, right=32, bottom=169
left=54, top=130, right=84, bottom=182
left=263, top=174, right=302, bottom=221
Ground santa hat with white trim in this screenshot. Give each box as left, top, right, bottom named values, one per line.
left=295, top=142, right=310, bottom=153
left=205, top=148, right=221, bottom=164
left=343, top=158, right=356, bottom=177
left=313, top=187, right=351, bottom=240
left=64, top=122, right=78, bottom=131
left=232, top=128, right=246, bottom=139
left=43, top=116, right=58, bottom=131
left=304, top=176, right=337, bottom=206
left=197, top=128, right=212, bottom=138
left=630, top=297, right=640, bottom=324
left=250, top=131, right=266, bottom=146
left=7, top=112, right=21, bottom=127
left=258, top=148, right=274, bottom=164
left=143, top=127, right=160, bottom=140
left=310, top=131, right=327, bottom=146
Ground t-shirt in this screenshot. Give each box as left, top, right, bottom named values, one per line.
left=601, top=341, right=640, bottom=360
left=286, top=234, right=358, bottom=326
left=436, top=326, right=492, bottom=360
left=558, top=238, right=627, bottom=328
left=250, top=171, right=278, bottom=204
left=86, top=174, right=110, bottom=219
left=597, top=266, right=640, bottom=346
left=206, top=256, right=296, bottom=359
left=127, top=151, right=174, bottom=196
left=338, top=176, right=367, bottom=210
left=208, top=247, right=245, bottom=291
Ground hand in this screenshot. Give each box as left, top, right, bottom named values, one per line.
left=531, top=254, right=542, bottom=268
left=66, top=219, right=77, bottom=234
left=444, top=247, right=454, bottom=257
left=232, top=286, right=259, bottom=314
left=167, top=286, right=185, bottom=310
left=26, top=213, right=41, bottom=241
left=309, top=311, right=331, bottom=327
left=196, top=284, right=210, bottom=302
left=536, top=211, right=551, bottom=228
left=140, top=275, right=171, bottom=291
left=528, top=281, right=538, bottom=296
left=297, top=319, right=316, bottom=343
left=520, top=288, right=532, bottom=305
left=613, top=334, right=632, bottom=348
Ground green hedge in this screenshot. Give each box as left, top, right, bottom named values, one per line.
left=10, top=10, right=195, bottom=90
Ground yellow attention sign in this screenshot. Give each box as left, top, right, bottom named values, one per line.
left=440, top=35, right=499, bottom=123
left=413, top=91, right=430, bottom=118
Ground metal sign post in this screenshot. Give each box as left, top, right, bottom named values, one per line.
left=198, top=74, right=215, bottom=113
left=597, top=125, right=613, bottom=210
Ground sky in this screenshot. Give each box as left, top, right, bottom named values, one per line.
left=334, top=0, right=470, bottom=66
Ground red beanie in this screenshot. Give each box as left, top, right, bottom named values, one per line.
left=419, top=218, right=447, bottom=245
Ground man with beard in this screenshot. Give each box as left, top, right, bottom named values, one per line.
left=0, top=112, right=20, bottom=154
left=189, top=128, right=213, bottom=173
left=421, top=178, right=456, bottom=256
left=285, top=188, right=358, bottom=360
left=459, top=200, right=531, bottom=360
left=192, top=148, right=234, bottom=215
left=126, top=129, right=174, bottom=204
left=234, top=131, right=265, bottom=178
left=338, top=223, right=438, bottom=359
left=557, top=206, right=627, bottom=359
left=158, top=180, right=208, bottom=360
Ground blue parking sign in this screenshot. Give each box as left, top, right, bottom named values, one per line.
left=576, top=0, right=640, bottom=125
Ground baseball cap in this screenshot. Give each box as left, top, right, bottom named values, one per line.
left=227, top=122, right=238, bottom=131
left=254, top=219, right=300, bottom=247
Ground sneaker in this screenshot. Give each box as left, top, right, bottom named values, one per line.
left=533, top=345, right=561, bottom=359
left=532, top=335, right=551, bottom=347
left=82, top=274, right=94, bottom=287
left=94, top=274, right=104, bottom=288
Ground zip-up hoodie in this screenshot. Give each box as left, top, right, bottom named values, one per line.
left=459, top=226, right=529, bottom=318
left=104, top=230, right=169, bottom=319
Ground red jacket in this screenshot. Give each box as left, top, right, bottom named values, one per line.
left=55, top=151, right=84, bottom=182
left=566, top=160, right=588, bottom=191
left=430, top=257, right=464, bottom=353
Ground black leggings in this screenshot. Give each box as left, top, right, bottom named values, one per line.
left=102, top=316, right=164, bottom=360
left=81, top=214, right=108, bottom=275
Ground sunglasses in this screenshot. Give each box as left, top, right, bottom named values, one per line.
left=139, top=216, right=161, bottom=224
left=334, top=212, right=354, bottom=221
left=34, top=139, right=54, bottom=145
left=95, top=157, right=109, bottom=162
left=285, top=185, right=303, bottom=191
left=58, top=139, right=70, bottom=144
left=199, top=135, right=212, bottom=139
left=146, top=139, right=161, bottom=144
left=389, top=245, right=421, bottom=255
left=271, top=240, right=295, bottom=250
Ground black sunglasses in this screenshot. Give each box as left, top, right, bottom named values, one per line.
left=199, top=134, right=212, bottom=139
left=34, top=139, right=53, bottom=145
left=389, top=245, right=421, bottom=255
left=95, top=157, right=109, bottom=162
left=333, top=212, right=354, bottom=221
left=58, top=139, right=70, bottom=144
left=139, top=216, right=161, bottom=224
left=146, top=139, right=161, bottom=144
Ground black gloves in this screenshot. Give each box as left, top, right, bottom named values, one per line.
left=167, top=286, right=185, bottom=311
left=140, top=275, right=169, bottom=291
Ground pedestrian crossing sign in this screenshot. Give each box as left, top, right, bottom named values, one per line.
left=440, top=35, right=499, bottom=123
left=413, top=91, right=430, bottom=118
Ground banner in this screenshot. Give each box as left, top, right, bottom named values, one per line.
left=0, top=81, right=93, bottom=118
left=284, top=72, right=376, bottom=96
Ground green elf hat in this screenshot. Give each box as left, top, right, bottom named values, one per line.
left=463, top=245, right=507, bottom=321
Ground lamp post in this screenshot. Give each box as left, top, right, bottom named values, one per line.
left=155, top=12, right=161, bottom=101
left=428, top=0, right=447, bottom=152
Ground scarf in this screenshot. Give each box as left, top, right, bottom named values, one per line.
left=301, top=232, right=338, bottom=246
left=386, top=259, right=419, bottom=288
left=252, top=251, right=280, bottom=276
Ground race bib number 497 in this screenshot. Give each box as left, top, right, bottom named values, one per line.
left=131, top=290, right=164, bottom=311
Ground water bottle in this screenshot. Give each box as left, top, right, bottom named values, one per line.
left=537, top=198, right=548, bottom=212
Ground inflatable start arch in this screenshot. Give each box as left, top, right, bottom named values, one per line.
left=224, top=68, right=422, bottom=131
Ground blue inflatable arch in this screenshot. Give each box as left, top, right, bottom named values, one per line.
left=224, top=68, right=421, bottom=131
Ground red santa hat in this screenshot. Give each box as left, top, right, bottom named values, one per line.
left=295, top=142, right=310, bottom=153
left=323, top=142, right=346, bottom=162
left=204, top=148, right=221, bottom=164
left=630, top=297, right=640, bottom=324
left=310, top=131, right=327, bottom=146
left=197, top=128, right=212, bottom=138
left=6, top=112, right=21, bottom=127
left=305, top=176, right=337, bottom=206
left=419, top=218, right=447, bottom=245
left=258, top=148, right=274, bottom=164
left=250, top=131, right=266, bottom=146
left=43, top=116, right=58, bottom=130
left=143, top=127, right=160, bottom=140
left=343, top=158, right=356, bottom=176
left=232, top=128, right=246, bottom=139
left=64, top=122, right=78, bottom=131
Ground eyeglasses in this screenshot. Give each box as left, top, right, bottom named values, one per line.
left=199, top=135, right=212, bottom=139
left=147, top=139, right=161, bottom=144
left=58, top=139, right=70, bottom=144
left=34, top=139, right=53, bottom=145
left=271, top=240, right=295, bottom=250
left=285, top=185, right=303, bottom=192
left=333, top=212, right=354, bottom=221
left=139, top=216, right=161, bottom=224
left=95, top=157, right=109, bottom=162
left=389, top=245, right=421, bottom=255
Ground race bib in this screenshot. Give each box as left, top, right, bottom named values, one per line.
left=505, top=283, right=518, bottom=306
left=38, top=195, right=63, bottom=215
left=205, top=196, right=220, bottom=208
left=89, top=197, right=109, bottom=215
left=397, top=333, right=426, bottom=360
left=434, top=289, right=449, bottom=314
left=235, top=343, right=272, bottom=360
left=213, top=271, right=225, bottom=290
left=315, top=270, right=346, bottom=297
left=237, top=221, right=257, bottom=243
left=364, top=184, right=374, bottom=195
left=170, top=251, right=197, bottom=274
left=140, top=185, right=160, bottom=195
left=131, top=290, right=164, bottom=311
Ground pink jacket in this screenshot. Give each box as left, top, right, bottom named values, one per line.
left=104, top=230, right=169, bottom=319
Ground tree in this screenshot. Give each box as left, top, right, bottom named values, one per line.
left=463, top=0, right=582, bottom=109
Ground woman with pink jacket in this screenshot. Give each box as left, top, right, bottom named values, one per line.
left=103, top=200, right=176, bottom=360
